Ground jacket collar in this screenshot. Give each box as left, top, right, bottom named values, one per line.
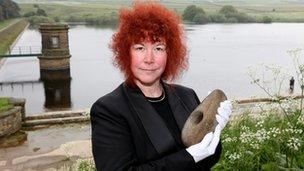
left=163, top=83, right=191, bottom=130
left=122, top=82, right=190, bottom=154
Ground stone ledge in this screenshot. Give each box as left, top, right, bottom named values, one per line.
left=22, top=116, right=89, bottom=127
left=39, top=23, right=69, bottom=30
left=8, top=97, right=26, bottom=120
left=0, top=106, right=22, bottom=137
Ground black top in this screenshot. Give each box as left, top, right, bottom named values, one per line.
left=146, top=92, right=185, bottom=149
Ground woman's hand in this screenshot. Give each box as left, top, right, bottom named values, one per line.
left=186, top=100, right=232, bottom=163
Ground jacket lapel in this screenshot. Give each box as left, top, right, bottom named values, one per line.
left=163, top=83, right=191, bottom=131
left=122, top=84, right=176, bottom=154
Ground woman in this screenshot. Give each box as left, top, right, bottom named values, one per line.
left=90, top=2, right=231, bottom=171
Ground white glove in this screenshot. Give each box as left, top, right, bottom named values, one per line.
left=186, top=100, right=232, bottom=163
left=216, top=100, right=232, bottom=130
left=186, top=132, right=218, bottom=162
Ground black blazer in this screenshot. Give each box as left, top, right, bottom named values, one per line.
left=90, top=82, right=222, bottom=171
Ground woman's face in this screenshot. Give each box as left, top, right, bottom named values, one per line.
left=130, top=41, right=167, bottom=86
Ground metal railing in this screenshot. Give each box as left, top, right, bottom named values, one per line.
left=0, top=46, right=42, bottom=58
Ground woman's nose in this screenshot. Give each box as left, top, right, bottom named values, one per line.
left=144, top=49, right=154, bottom=64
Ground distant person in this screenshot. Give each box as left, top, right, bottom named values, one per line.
left=90, top=2, right=232, bottom=171
left=289, top=76, right=295, bottom=93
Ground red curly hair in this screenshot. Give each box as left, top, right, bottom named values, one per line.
left=111, top=1, right=188, bottom=85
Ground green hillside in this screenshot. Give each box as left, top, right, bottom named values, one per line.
left=15, top=0, right=304, bottom=24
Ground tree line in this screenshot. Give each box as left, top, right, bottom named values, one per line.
left=0, top=0, right=20, bottom=21
left=183, top=5, right=272, bottom=24
left=1, top=1, right=273, bottom=25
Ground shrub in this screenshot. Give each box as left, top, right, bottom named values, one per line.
left=219, top=5, right=238, bottom=17
left=23, top=11, right=36, bottom=17
left=27, top=16, right=54, bottom=25
left=182, top=5, right=197, bottom=21
left=36, top=8, right=47, bottom=17
left=77, top=159, right=96, bottom=171
left=231, top=13, right=256, bottom=23
left=183, top=5, right=206, bottom=22
left=66, top=12, right=118, bottom=25
left=262, top=16, right=272, bottom=23
left=192, top=13, right=210, bottom=24
left=226, top=17, right=238, bottom=23
left=85, top=14, right=117, bottom=25
left=209, top=14, right=226, bottom=23
left=66, top=14, right=84, bottom=22
left=53, top=16, right=60, bottom=22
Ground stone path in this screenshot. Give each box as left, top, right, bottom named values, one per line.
left=0, top=123, right=91, bottom=171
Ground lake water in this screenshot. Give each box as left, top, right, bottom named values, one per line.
left=1, top=23, right=304, bottom=115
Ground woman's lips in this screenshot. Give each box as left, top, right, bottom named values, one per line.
left=140, top=68, right=157, bottom=71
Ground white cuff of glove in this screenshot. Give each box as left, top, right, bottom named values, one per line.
left=186, top=131, right=220, bottom=163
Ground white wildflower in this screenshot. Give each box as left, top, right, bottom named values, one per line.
left=287, top=122, right=293, bottom=128
left=297, top=114, right=304, bottom=125
left=239, top=131, right=254, bottom=144
left=287, top=137, right=302, bottom=151
left=284, top=128, right=303, bottom=134
left=222, top=136, right=238, bottom=143
left=241, top=126, right=250, bottom=131
left=269, top=103, right=280, bottom=110
left=227, top=152, right=241, bottom=161
left=255, top=103, right=263, bottom=108
left=245, top=150, right=254, bottom=156
left=250, top=142, right=260, bottom=150
left=255, top=128, right=270, bottom=142
left=269, top=127, right=281, bottom=138
left=300, top=64, right=304, bottom=73
left=256, top=120, right=264, bottom=128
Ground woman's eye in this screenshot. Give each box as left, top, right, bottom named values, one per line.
left=135, top=46, right=144, bottom=51
left=155, top=46, right=165, bottom=51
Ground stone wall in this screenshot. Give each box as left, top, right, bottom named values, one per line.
left=39, top=57, right=70, bottom=70
left=8, top=97, right=26, bottom=121
left=0, top=106, right=22, bottom=137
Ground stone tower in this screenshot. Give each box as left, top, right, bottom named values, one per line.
left=38, top=23, right=71, bottom=71
left=38, top=23, right=72, bottom=109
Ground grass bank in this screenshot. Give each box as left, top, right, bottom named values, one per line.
left=0, top=97, right=13, bottom=113
left=0, top=19, right=19, bottom=30
left=20, top=3, right=119, bottom=26
left=0, top=19, right=29, bottom=55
